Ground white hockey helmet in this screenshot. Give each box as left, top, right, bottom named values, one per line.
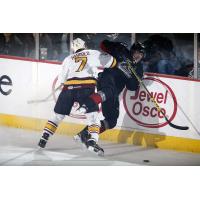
left=71, top=38, right=86, bottom=53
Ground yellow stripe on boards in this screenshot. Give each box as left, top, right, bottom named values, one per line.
left=0, top=113, right=200, bottom=153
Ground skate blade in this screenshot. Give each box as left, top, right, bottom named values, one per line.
left=88, top=146, right=104, bottom=157
left=34, top=147, right=44, bottom=154
left=37, top=144, right=46, bottom=149
left=73, top=135, right=88, bottom=151
left=73, top=135, right=81, bottom=142
left=98, top=150, right=104, bottom=157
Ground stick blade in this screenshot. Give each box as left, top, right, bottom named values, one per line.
left=168, top=122, right=189, bottom=130
left=165, top=116, right=189, bottom=130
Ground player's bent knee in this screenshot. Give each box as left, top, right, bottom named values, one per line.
left=51, top=113, right=65, bottom=124
left=107, top=119, right=118, bottom=129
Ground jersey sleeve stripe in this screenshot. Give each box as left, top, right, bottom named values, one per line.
left=110, top=57, right=117, bottom=68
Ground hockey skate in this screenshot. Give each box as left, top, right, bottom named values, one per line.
left=38, top=132, right=50, bottom=148
left=86, top=139, right=104, bottom=156
left=73, top=130, right=91, bottom=145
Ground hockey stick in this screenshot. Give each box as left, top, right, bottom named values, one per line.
left=126, top=60, right=189, bottom=130
left=27, top=85, right=62, bottom=104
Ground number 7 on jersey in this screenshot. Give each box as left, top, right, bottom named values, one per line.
left=75, top=56, right=87, bottom=72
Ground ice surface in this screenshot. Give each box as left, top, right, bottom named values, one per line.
left=1, top=126, right=200, bottom=166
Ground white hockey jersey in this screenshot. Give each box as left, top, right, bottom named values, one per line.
left=58, top=49, right=116, bottom=86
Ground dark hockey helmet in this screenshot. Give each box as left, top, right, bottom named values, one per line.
left=130, top=41, right=146, bottom=57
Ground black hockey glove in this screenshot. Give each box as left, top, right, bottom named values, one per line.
left=117, top=61, right=135, bottom=78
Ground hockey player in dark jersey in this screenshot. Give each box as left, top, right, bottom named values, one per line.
left=74, top=39, right=146, bottom=149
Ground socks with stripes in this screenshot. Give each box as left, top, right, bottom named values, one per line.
left=42, top=120, right=58, bottom=141
left=88, top=124, right=100, bottom=142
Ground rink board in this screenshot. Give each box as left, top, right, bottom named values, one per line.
left=1, top=56, right=200, bottom=153
left=1, top=112, right=200, bottom=153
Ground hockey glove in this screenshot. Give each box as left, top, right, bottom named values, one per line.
left=117, top=61, right=134, bottom=78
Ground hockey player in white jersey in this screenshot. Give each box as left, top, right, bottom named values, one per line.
left=38, top=38, right=117, bottom=155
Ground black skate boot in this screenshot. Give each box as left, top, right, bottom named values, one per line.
left=74, top=129, right=91, bottom=145
left=86, top=138, right=104, bottom=156
left=38, top=132, right=51, bottom=148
